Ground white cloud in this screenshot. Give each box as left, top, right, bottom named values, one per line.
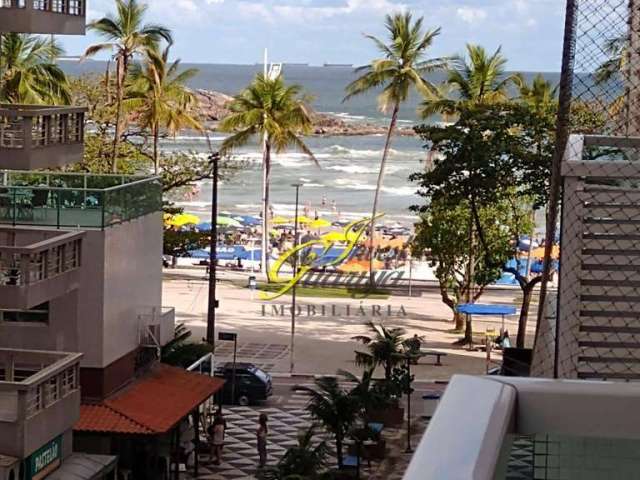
left=456, top=6, right=487, bottom=24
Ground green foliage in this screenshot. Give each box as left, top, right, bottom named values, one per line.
left=351, top=321, right=407, bottom=381
left=163, top=229, right=209, bottom=256
left=344, top=12, right=446, bottom=113
left=276, top=426, right=330, bottom=479
left=0, top=33, right=71, bottom=104
left=419, top=44, right=519, bottom=118
left=161, top=324, right=213, bottom=368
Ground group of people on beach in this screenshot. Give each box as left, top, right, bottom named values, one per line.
left=207, top=409, right=269, bottom=469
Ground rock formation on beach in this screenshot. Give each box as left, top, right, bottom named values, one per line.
left=194, top=89, right=416, bottom=137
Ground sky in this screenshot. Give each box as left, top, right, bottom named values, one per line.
left=60, top=0, right=567, bottom=71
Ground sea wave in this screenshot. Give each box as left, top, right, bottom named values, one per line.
left=327, top=164, right=404, bottom=174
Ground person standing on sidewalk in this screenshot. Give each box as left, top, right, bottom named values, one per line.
left=256, top=413, right=268, bottom=468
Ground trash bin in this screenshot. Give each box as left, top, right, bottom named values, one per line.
left=422, top=391, right=442, bottom=419
left=248, top=275, right=257, bottom=290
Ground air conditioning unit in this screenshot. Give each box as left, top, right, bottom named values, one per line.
left=0, top=456, right=21, bottom=480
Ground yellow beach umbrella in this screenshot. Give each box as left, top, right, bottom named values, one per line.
left=271, top=216, right=291, bottom=225
left=310, top=218, right=331, bottom=229
left=338, top=262, right=368, bottom=273
left=165, top=213, right=200, bottom=227
left=294, top=216, right=314, bottom=225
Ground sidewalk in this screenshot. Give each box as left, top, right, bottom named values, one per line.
left=163, top=268, right=528, bottom=380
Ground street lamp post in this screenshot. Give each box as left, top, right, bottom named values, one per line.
left=206, top=153, right=220, bottom=346
left=290, top=183, right=303, bottom=374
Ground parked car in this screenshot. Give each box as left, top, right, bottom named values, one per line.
left=214, top=362, right=273, bottom=406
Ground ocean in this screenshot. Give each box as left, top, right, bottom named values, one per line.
left=62, top=61, right=560, bottom=225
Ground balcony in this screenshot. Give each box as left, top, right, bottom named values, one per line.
left=0, top=227, right=83, bottom=309
left=0, top=171, right=163, bottom=229
left=404, top=375, right=640, bottom=480
left=0, top=0, right=86, bottom=35
left=139, top=306, right=176, bottom=350
left=0, top=105, right=86, bottom=170
left=0, top=348, right=82, bottom=459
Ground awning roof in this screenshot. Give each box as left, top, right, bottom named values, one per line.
left=46, top=453, right=117, bottom=480
left=76, top=363, right=224, bottom=435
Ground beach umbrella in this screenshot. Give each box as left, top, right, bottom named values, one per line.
left=294, top=216, right=314, bottom=225
left=217, top=216, right=242, bottom=228
left=338, top=262, right=368, bottom=273
left=271, top=216, right=291, bottom=225
left=166, top=213, right=200, bottom=227
left=531, top=245, right=560, bottom=259
left=310, top=218, right=331, bottom=229
left=196, top=222, right=213, bottom=231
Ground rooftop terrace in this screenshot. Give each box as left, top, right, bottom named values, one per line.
left=0, top=170, right=162, bottom=229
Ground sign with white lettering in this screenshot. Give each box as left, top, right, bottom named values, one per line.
left=26, top=435, right=62, bottom=480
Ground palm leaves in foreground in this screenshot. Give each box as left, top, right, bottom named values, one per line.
left=352, top=321, right=407, bottom=380
left=419, top=44, right=520, bottom=119
left=0, top=33, right=70, bottom=104
left=219, top=74, right=318, bottom=276
left=293, top=376, right=360, bottom=468
left=125, top=46, right=202, bottom=173
left=277, top=425, right=330, bottom=479
left=344, top=12, right=447, bottom=285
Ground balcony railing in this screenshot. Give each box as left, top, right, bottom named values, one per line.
left=403, top=375, right=640, bottom=480
left=0, top=0, right=86, bottom=35
left=139, top=306, right=176, bottom=349
left=0, top=348, right=82, bottom=458
left=0, top=228, right=83, bottom=309
left=0, top=105, right=86, bottom=170
left=0, top=171, right=163, bottom=229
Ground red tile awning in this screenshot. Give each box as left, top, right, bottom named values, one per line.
left=76, top=363, right=224, bottom=435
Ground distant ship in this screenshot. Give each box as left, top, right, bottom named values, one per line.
left=283, top=63, right=309, bottom=66
left=323, top=63, right=353, bottom=68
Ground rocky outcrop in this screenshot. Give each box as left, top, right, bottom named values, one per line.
left=194, top=89, right=416, bottom=137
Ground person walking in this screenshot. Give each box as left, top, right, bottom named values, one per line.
left=256, top=413, right=268, bottom=468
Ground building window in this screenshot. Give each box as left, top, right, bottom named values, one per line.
left=0, top=302, right=49, bottom=324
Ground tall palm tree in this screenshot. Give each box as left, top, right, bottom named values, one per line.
left=125, top=46, right=202, bottom=173
left=419, top=44, right=520, bottom=118
left=83, top=0, right=172, bottom=172
left=219, top=74, right=318, bottom=276
left=293, top=376, right=360, bottom=468
left=0, top=33, right=70, bottom=104
left=352, top=321, right=407, bottom=381
left=344, top=12, right=447, bottom=285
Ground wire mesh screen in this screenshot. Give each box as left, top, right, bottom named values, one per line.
left=532, top=0, right=640, bottom=380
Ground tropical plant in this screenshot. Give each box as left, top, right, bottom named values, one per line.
left=219, top=73, right=318, bottom=276
left=595, top=34, right=627, bottom=85
left=516, top=74, right=558, bottom=113
left=352, top=321, right=407, bottom=380
left=125, top=46, right=202, bottom=173
left=277, top=425, right=330, bottom=479
left=344, top=12, right=447, bottom=285
left=0, top=33, right=71, bottom=104
left=293, top=376, right=360, bottom=468
left=419, top=44, right=520, bottom=118
left=338, top=367, right=389, bottom=420
left=161, top=324, right=213, bottom=368
left=84, top=0, right=173, bottom=171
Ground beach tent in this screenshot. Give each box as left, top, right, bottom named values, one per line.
left=216, top=245, right=250, bottom=260
left=457, top=303, right=518, bottom=332
left=187, top=249, right=210, bottom=259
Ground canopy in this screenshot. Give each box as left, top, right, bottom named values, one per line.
left=271, top=216, right=291, bottom=225
left=456, top=304, right=518, bottom=316
left=196, top=216, right=242, bottom=230
left=310, top=218, right=331, bottom=229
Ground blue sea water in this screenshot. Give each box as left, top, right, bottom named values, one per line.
left=62, top=61, right=559, bottom=224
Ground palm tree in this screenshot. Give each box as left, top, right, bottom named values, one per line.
left=83, top=0, right=172, bottom=172
left=516, top=74, right=558, bottom=113
left=344, top=12, right=447, bottom=285
left=277, top=425, right=330, bottom=479
left=293, top=376, right=360, bottom=468
left=125, top=46, right=202, bottom=173
left=352, top=321, right=407, bottom=381
left=419, top=44, right=520, bottom=118
left=219, top=74, right=318, bottom=276
left=0, top=33, right=70, bottom=104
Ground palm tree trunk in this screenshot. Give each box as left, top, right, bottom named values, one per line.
left=368, top=102, right=400, bottom=287
left=262, top=140, right=272, bottom=279
left=111, top=55, right=127, bottom=173
left=153, top=124, right=159, bottom=174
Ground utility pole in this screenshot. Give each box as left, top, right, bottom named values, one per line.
left=206, top=152, right=220, bottom=346
left=290, top=183, right=302, bottom=373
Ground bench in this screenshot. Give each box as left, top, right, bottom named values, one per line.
left=420, top=349, right=448, bottom=366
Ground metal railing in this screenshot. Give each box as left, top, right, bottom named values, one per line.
left=0, top=171, right=162, bottom=229
left=0, top=229, right=83, bottom=287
